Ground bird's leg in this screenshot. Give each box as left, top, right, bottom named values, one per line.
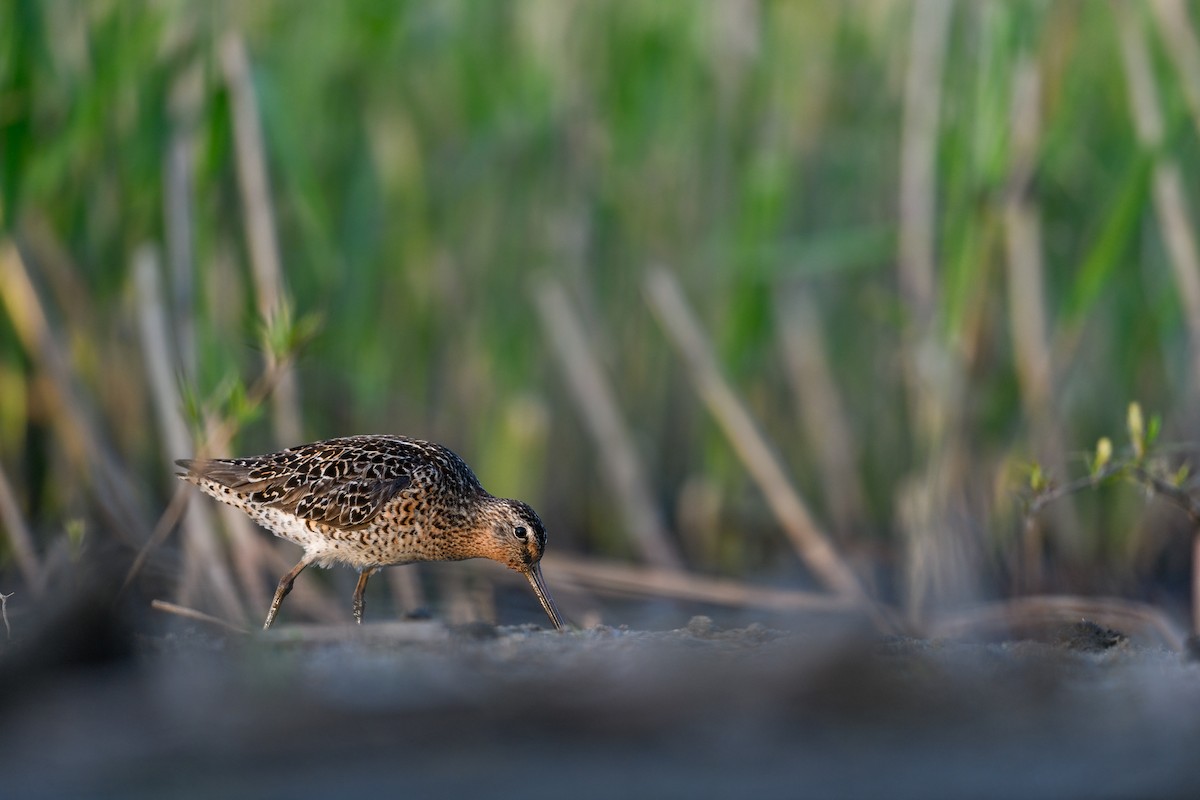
left=352, top=568, right=377, bottom=624
left=264, top=556, right=312, bottom=630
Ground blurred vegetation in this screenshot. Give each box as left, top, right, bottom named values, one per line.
left=3, top=0, right=1200, bottom=628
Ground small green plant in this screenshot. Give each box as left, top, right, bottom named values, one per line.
left=1025, top=403, right=1192, bottom=518
left=180, top=306, right=323, bottom=452
left=1023, top=402, right=1200, bottom=631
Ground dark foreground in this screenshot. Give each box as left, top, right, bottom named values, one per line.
left=3, top=614, right=1200, bottom=799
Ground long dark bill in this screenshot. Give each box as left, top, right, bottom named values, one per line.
left=523, top=562, right=566, bottom=630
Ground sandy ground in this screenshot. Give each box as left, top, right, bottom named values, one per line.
left=3, top=608, right=1200, bottom=800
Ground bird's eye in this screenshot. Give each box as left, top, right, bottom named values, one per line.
left=514, top=525, right=528, bottom=540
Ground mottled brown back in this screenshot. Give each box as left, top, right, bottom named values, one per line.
left=176, top=435, right=485, bottom=529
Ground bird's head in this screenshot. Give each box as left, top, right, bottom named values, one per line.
left=485, top=498, right=565, bottom=630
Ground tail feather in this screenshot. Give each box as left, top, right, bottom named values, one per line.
left=174, top=457, right=258, bottom=488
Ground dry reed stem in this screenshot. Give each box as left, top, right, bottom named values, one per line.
left=644, top=268, right=874, bottom=611
left=534, top=279, right=685, bottom=571
left=0, top=591, right=11, bottom=639
left=895, top=0, right=956, bottom=455
left=215, top=507, right=275, bottom=619
left=150, top=599, right=250, bottom=634
left=220, top=31, right=303, bottom=445
left=190, top=464, right=272, bottom=619
left=122, top=485, right=190, bottom=594
left=17, top=218, right=98, bottom=333
left=897, top=0, right=953, bottom=322
left=542, top=554, right=860, bottom=614
left=1147, top=177, right=1200, bottom=366
left=1194, top=533, right=1200, bottom=636
left=133, top=245, right=198, bottom=463
left=1004, top=57, right=1052, bottom=417
left=1150, top=0, right=1200, bottom=141
left=133, top=246, right=246, bottom=623
left=386, top=566, right=427, bottom=616
left=1116, top=1, right=1200, bottom=397
left=1116, top=2, right=1200, bottom=629
left=895, top=0, right=954, bottom=445
left=776, top=291, right=866, bottom=538
left=437, top=567, right=488, bottom=626
left=1003, top=54, right=1079, bottom=577
left=930, top=594, right=1186, bottom=652
left=0, top=458, right=43, bottom=595
left=895, top=0, right=978, bottom=623
left=0, top=242, right=150, bottom=545
left=165, top=59, right=204, bottom=382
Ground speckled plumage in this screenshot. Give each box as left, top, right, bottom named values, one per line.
left=176, top=435, right=565, bottom=630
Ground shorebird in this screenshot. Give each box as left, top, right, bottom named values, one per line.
left=176, top=435, right=566, bottom=631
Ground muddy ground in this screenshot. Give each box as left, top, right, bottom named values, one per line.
left=3, top=605, right=1200, bottom=800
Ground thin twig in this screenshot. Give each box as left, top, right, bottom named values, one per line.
left=1028, top=461, right=1200, bottom=524
left=1129, top=466, right=1200, bottom=523
left=1025, top=463, right=1124, bottom=517
left=150, top=599, right=250, bottom=634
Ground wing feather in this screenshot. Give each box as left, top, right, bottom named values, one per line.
left=175, top=436, right=428, bottom=529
